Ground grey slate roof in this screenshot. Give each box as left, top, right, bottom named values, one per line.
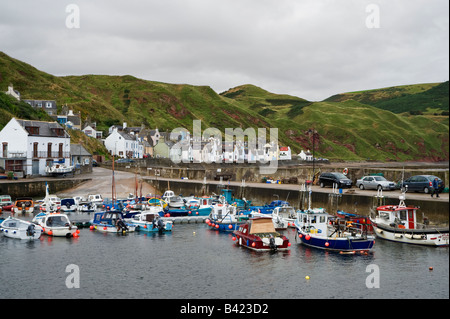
left=16, top=119, right=70, bottom=138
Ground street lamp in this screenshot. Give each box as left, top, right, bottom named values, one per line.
left=307, top=129, right=316, bottom=182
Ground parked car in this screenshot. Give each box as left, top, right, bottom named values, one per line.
left=115, top=158, right=135, bottom=163
left=318, top=172, right=352, bottom=188
left=356, top=176, right=396, bottom=191
left=401, top=175, right=444, bottom=194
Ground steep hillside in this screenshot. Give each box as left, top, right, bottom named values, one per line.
left=325, top=82, right=449, bottom=114
left=0, top=51, right=448, bottom=162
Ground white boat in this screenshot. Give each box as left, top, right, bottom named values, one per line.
left=0, top=216, right=43, bottom=240
left=162, top=190, right=185, bottom=208
left=60, top=198, right=78, bottom=212
left=87, top=194, right=104, bottom=205
left=207, top=203, right=247, bottom=232
left=45, top=164, right=74, bottom=177
left=35, top=212, right=79, bottom=238
left=370, top=193, right=449, bottom=247
left=91, top=211, right=136, bottom=234
left=250, top=204, right=295, bottom=230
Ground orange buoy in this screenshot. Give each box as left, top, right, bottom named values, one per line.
left=228, top=225, right=233, bottom=229
left=48, top=230, right=53, bottom=236
left=89, top=225, right=94, bottom=230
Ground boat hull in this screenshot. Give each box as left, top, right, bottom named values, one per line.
left=134, top=221, right=172, bottom=232
left=43, top=226, right=78, bottom=237
left=297, top=231, right=375, bottom=251
left=372, top=223, right=449, bottom=247
left=92, top=223, right=136, bottom=233
left=1, top=218, right=43, bottom=240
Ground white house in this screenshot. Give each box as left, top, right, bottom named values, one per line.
left=5, top=85, right=21, bottom=101
left=82, top=124, right=103, bottom=139
left=279, top=146, right=292, bottom=160
left=0, top=118, right=71, bottom=176
left=299, top=150, right=313, bottom=161
left=104, top=128, right=143, bottom=158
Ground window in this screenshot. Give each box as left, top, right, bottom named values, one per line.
left=47, top=143, right=52, bottom=158
left=33, top=143, right=38, bottom=158
left=2, top=142, right=7, bottom=157
left=45, top=102, right=53, bottom=108
left=25, top=126, right=40, bottom=135
left=58, top=143, right=63, bottom=158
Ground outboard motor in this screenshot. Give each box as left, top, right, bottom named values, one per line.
left=26, top=224, right=36, bottom=237
left=116, top=219, right=128, bottom=233
left=152, top=218, right=165, bottom=233
left=269, top=234, right=277, bottom=251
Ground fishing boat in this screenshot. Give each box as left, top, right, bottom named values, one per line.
left=233, top=217, right=290, bottom=251
left=0, top=216, right=43, bottom=240
left=91, top=210, right=136, bottom=234
left=369, top=193, right=449, bottom=247
left=77, top=197, right=97, bottom=212
left=13, top=197, right=35, bottom=215
left=35, top=212, right=79, bottom=238
left=125, top=207, right=173, bottom=233
left=207, top=203, right=248, bottom=232
left=294, top=208, right=375, bottom=252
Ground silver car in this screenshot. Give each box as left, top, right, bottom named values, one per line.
left=356, top=176, right=396, bottom=191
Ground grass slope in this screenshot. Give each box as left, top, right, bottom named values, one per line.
left=0, top=51, right=448, bottom=162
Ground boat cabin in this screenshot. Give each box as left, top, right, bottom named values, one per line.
left=88, top=194, right=103, bottom=203
left=211, top=204, right=237, bottom=220
left=375, top=205, right=418, bottom=230
left=43, top=214, right=71, bottom=227
left=93, top=211, right=125, bottom=225
left=273, top=205, right=296, bottom=220
left=296, top=208, right=329, bottom=235
left=242, top=217, right=278, bottom=236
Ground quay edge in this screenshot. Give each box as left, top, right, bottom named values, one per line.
left=144, top=177, right=449, bottom=226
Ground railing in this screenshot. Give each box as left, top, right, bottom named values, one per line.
left=0, top=151, right=70, bottom=159
left=33, top=151, right=71, bottom=159
left=0, top=151, right=27, bottom=158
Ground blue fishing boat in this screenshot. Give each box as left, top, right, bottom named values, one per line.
left=125, top=207, right=172, bottom=233
left=90, top=210, right=136, bottom=234
left=294, top=208, right=375, bottom=253
left=207, top=203, right=249, bottom=232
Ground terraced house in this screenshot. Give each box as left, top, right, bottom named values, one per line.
left=0, top=118, right=71, bottom=177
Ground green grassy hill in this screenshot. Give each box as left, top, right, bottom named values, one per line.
left=325, top=81, right=449, bottom=114
left=0, top=51, right=448, bottom=162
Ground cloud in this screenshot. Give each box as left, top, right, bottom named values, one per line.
left=0, top=0, right=448, bottom=101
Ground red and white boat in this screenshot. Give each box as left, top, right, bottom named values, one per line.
left=370, top=193, right=449, bottom=247
left=232, top=217, right=290, bottom=252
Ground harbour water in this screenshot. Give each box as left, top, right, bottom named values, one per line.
left=0, top=212, right=448, bottom=300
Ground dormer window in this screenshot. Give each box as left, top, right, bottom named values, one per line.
left=25, top=126, right=39, bottom=135
left=52, top=128, right=65, bottom=137
left=45, top=102, right=53, bottom=108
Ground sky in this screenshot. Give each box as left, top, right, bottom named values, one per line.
left=0, top=0, right=448, bottom=101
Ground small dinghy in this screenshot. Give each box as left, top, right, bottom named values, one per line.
left=0, top=216, right=43, bottom=240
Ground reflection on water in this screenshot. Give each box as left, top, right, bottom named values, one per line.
left=0, top=219, right=448, bottom=299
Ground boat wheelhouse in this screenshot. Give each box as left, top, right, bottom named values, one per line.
left=13, top=197, right=34, bottom=215
left=370, top=194, right=449, bottom=247
left=207, top=203, right=248, bottom=232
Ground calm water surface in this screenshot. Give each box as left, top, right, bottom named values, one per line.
left=0, top=213, right=448, bottom=300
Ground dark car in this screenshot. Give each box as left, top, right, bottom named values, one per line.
left=318, top=172, right=352, bottom=188
left=402, top=175, right=444, bottom=194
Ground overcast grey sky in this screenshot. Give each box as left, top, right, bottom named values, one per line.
left=1, top=0, right=448, bottom=101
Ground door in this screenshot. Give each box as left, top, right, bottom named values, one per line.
left=32, top=160, right=40, bottom=175
left=407, top=210, right=415, bottom=229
